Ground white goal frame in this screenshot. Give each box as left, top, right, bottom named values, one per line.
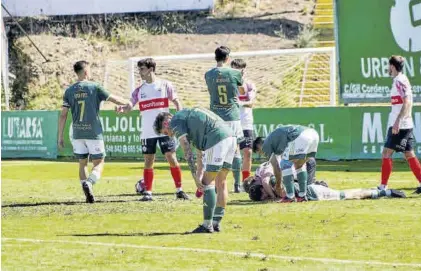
left=128, top=47, right=337, bottom=106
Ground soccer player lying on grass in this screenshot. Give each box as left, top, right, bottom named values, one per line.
left=245, top=158, right=406, bottom=202
left=154, top=107, right=237, bottom=234
left=252, top=125, right=320, bottom=203
left=58, top=60, right=130, bottom=203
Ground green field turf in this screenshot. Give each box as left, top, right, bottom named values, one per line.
left=2, top=160, right=421, bottom=271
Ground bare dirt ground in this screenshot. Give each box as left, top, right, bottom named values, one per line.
left=10, top=0, right=316, bottom=109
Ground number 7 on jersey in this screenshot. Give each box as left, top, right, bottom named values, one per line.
left=77, top=100, right=85, bottom=122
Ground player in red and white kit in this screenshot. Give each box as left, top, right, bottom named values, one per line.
left=118, top=58, right=190, bottom=201
left=379, top=55, right=421, bottom=194
left=231, top=59, right=257, bottom=192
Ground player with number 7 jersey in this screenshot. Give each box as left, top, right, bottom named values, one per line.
left=59, top=60, right=131, bottom=204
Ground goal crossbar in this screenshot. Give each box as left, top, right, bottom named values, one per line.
left=124, top=47, right=337, bottom=108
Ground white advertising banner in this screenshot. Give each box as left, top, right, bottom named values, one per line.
left=2, top=0, right=213, bottom=17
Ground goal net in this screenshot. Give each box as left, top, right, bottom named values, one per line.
left=103, top=47, right=336, bottom=110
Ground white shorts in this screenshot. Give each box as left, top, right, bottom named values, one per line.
left=203, top=136, right=237, bottom=172
left=282, top=128, right=319, bottom=160
left=225, top=120, right=244, bottom=142
left=71, top=139, right=105, bottom=160
left=307, top=184, right=344, bottom=201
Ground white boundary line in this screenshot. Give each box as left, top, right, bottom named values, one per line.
left=3, top=237, right=421, bottom=268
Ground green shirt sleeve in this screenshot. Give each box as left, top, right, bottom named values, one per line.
left=262, top=140, right=273, bottom=159
left=233, top=69, right=243, bottom=86
left=97, top=84, right=111, bottom=102
left=170, top=115, right=188, bottom=139
left=62, top=89, right=71, bottom=108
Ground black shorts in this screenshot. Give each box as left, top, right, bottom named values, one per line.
left=384, top=127, right=414, bottom=153
left=141, top=136, right=176, bottom=155
left=240, top=130, right=254, bottom=150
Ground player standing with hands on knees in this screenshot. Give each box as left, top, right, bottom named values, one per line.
left=378, top=55, right=421, bottom=194
left=154, top=108, right=237, bottom=233
left=58, top=60, right=131, bottom=203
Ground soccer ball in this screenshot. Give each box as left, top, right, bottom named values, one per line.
left=135, top=179, right=146, bottom=194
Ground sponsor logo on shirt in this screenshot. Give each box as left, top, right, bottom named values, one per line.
left=138, top=98, right=169, bottom=111
left=391, top=95, right=403, bottom=105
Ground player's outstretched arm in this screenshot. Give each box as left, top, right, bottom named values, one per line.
left=172, top=98, right=182, bottom=111
left=58, top=107, right=69, bottom=149
left=179, top=135, right=202, bottom=189
left=107, top=94, right=130, bottom=106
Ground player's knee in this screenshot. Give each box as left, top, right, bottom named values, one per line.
left=294, top=159, right=306, bottom=169
left=404, top=151, right=416, bottom=160
left=382, top=148, right=394, bottom=158
left=78, top=158, right=88, bottom=167
left=164, top=151, right=178, bottom=167
left=144, top=155, right=155, bottom=168
left=243, top=148, right=252, bottom=159
left=280, top=160, right=293, bottom=171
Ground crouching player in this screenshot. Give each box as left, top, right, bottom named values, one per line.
left=154, top=107, right=236, bottom=233
left=246, top=158, right=406, bottom=201
left=252, top=125, right=319, bottom=203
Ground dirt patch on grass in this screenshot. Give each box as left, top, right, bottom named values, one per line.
left=7, top=0, right=316, bottom=109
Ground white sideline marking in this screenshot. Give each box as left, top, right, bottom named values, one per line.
left=3, top=237, right=421, bottom=268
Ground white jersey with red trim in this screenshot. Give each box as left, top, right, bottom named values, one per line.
left=238, top=80, right=256, bottom=130
left=130, top=79, right=177, bottom=139
left=387, top=73, right=413, bottom=129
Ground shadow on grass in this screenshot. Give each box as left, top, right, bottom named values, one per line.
left=1, top=199, right=134, bottom=208
left=228, top=200, right=269, bottom=206
left=103, top=192, right=177, bottom=197
left=62, top=232, right=189, bottom=237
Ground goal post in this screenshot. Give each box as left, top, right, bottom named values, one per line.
left=105, top=47, right=337, bottom=109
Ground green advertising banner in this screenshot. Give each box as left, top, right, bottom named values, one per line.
left=253, top=108, right=352, bottom=160
left=57, top=106, right=421, bottom=160
left=336, top=0, right=421, bottom=103
left=350, top=106, right=421, bottom=159
left=59, top=110, right=143, bottom=157
left=1, top=111, right=59, bottom=159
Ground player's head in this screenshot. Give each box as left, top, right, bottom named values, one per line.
left=215, top=46, right=231, bottom=64
left=231, top=58, right=246, bottom=75
left=137, top=58, right=156, bottom=80
left=388, top=55, right=404, bottom=77
left=73, top=60, right=90, bottom=79
left=252, top=137, right=265, bottom=155
left=231, top=58, right=246, bottom=69
left=154, top=112, right=174, bottom=136
left=249, top=181, right=263, bottom=201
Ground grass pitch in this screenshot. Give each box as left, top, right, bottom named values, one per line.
left=2, top=160, right=421, bottom=271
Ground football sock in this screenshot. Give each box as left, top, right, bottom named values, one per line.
left=80, top=179, right=87, bottom=185
left=87, top=169, right=101, bottom=185
left=381, top=158, right=393, bottom=186
left=296, top=165, right=308, bottom=197
left=170, top=166, right=182, bottom=189
left=212, top=206, right=225, bottom=226
left=203, top=185, right=216, bottom=225
left=232, top=157, right=242, bottom=186
left=242, top=170, right=250, bottom=182
left=282, top=172, right=295, bottom=199
left=407, top=157, right=421, bottom=183
left=378, top=189, right=392, bottom=197
left=143, top=168, right=154, bottom=193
